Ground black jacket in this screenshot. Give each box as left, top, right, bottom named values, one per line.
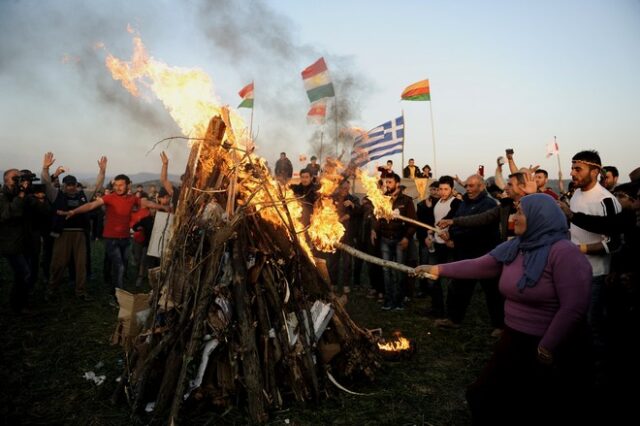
left=449, top=191, right=499, bottom=259
left=0, top=186, right=27, bottom=255
left=374, top=191, right=417, bottom=241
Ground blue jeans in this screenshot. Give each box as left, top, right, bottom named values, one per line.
left=104, top=238, right=130, bottom=292
left=380, top=237, right=406, bottom=308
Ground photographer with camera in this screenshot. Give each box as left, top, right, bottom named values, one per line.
left=0, top=169, right=33, bottom=314
left=16, top=170, right=53, bottom=296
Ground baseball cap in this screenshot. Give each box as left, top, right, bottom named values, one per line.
left=62, top=175, right=78, bottom=185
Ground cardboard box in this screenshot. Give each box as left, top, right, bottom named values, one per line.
left=111, top=289, right=151, bottom=346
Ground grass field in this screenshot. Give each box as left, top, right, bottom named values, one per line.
left=0, top=241, right=497, bottom=425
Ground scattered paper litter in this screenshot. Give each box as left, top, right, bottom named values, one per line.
left=83, top=371, right=106, bottom=386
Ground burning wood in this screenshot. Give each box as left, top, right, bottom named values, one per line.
left=112, top=114, right=381, bottom=425
left=377, top=332, right=416, bottom=361
left=358, top=169, right=442, bottom=234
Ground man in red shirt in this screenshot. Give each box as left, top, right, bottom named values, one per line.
left=62, top=174, right=170, bottom=296
left=534, top=169, right=559, bottom=199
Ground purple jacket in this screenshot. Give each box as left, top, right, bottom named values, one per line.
left=439, top=239, right=591, bottom=352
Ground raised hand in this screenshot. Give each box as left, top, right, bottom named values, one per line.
left=160, top=151, right=169, bottom=166
left=97, top=156, right=108, bottom=172
left=54, top=166, right=66, bottom=177
left=43, top=152, right=56, bottom=169
left=522, top=172, right=538, bottom=195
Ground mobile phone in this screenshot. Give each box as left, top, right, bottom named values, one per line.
left=505, top=149, right=514, bottom=155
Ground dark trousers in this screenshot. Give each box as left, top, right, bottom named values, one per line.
left=364, top=233, right=384, bottom=294
left=3, top=254, right=31, bottom=313
left=49, top=231, right=87, bottom=296
left=466, top=326, right=592, bottom=425
left=447, top=277, right=504, bottom=328
left=104, top=238, right=130, bottom=292
left=327, top=249, right=352, bottom=290
left=380, top=237, right=406, bottom=308
left=420, top=242, right=450, bottom=315
left=41, top=234, right=54, bottom=282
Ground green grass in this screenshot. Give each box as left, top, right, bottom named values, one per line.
left=0, top=241, right=496, bottom=425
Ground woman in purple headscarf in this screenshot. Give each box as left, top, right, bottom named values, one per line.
left=416, top=193, right=593, bottom=424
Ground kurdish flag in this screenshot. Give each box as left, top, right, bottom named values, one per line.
left=301, top=57, right=335, bottom=102
left=306, top=100, right=327, bottom=125
left=238, top=82, right=254, bottom=108
left=401, top=79, right=431, bottom=101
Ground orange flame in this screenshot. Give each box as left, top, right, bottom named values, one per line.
left=357, top=169, right=393, bottom=220
left=377, top=336, right=411, bottom=352
left=105, top=34, right=244, bottom=139
left=307, top=162, right=348, bottom=253
left=308, top=197, right=345, bottom=253
left=104, top=33, right=312, bottom=259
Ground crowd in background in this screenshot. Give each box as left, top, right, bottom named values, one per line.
left=0, top=152, right=174, bottom=310
left=1, top=147, right=638, bottom=423
left=280, top=148, right=639, bottom=423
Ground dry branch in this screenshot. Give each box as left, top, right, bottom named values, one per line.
left=334, top=242, right=436, bottom=280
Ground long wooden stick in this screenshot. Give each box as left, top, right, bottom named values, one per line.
left=334, top=242, right=435, bottom=280
left=394, top=213, right=441, bottom=234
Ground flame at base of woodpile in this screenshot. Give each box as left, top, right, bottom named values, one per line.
left=112, top=115, right=380, bottom=425
left=376, top=333, right=417, bottom=362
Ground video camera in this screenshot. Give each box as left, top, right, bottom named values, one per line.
left=11, top=170, right=42, bottom=193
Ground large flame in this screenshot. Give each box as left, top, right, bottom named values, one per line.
left=307, top=197, right=345, bottom=253
left=105, top=35, right=244, bottom=139
left=307, top=162, right=348, bottom=253
left=104, top=32, right=311, bottom=258
left=357, top=169, right=393, bottom=220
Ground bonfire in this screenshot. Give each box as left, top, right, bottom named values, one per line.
left=105, top=35, right=432, bottom=424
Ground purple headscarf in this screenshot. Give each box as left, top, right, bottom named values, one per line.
left=490, top=193, right=569, bottom=291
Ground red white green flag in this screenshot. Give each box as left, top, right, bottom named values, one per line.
left=401, top=79, right=431, bottom=101
left=306, top=100, right=327, bottom=125
left=238, top=82, right=254, bottom=108
left=301, top=57, right=335, bottom=103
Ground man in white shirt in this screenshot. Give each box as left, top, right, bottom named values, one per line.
left=562, top=150, right=621, bottom=381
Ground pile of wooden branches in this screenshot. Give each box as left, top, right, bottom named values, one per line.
left=112, top=113, right=380, bottom=424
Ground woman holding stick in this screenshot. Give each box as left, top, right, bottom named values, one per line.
left=416, top=194, right=593, bottom=424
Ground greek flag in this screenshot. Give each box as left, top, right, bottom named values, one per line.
left=351, top=116, right=404, bottom=167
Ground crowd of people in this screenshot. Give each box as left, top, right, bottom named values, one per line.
left=281, top=148, right=639, bottom=423
left=0, top=152, right=173, bottom=310
left=2, top=147, right=638, bottom=422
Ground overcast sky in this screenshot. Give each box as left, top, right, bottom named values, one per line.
left=1, top=0, right=639, bottom=181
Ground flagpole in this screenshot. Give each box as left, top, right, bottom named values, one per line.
left=319, top=127, right=324, bottom=165
left=249, top=84, right=254, bottom=140
left=429, top=97, right=437, bottom=177
left=401, top=109, right=405, bottom=171
left=334, top=97, right=339, bottom=157
left=555, top=136, right=564, bottom=193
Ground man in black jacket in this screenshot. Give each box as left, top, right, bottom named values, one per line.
left=289, top=169, right=318, bottom=227
left=435, top=175, right=503, bottom=331
left=372, top=173, right=417, bottom=310
left=1, top=169, right=32, bottom=313
left=275, top=152, right=293, bottom=183
left=403, top=158, right=423, bottom=179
